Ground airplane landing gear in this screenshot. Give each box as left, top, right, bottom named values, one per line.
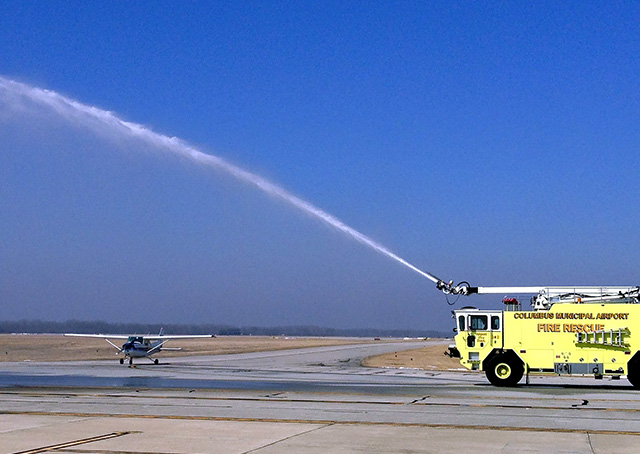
left=119, top=358, right=124, bottom=365
left=154, top=358, right=159, bottom=365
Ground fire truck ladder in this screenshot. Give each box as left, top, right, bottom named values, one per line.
left=575, top=328, right=630, bottom=349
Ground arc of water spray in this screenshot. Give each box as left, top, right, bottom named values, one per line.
left=0, top=76, right=442, bottom=285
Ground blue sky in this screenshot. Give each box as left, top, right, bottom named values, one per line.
left=1, top=2, right=639, bottom=330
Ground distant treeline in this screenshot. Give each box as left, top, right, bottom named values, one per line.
left=0, top=320, right=449, bottom=338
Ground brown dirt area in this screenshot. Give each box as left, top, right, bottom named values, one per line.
left=362, top=341, right=463, bottom=371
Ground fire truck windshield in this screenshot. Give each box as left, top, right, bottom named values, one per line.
left=470, top=315, right=488, bottom=330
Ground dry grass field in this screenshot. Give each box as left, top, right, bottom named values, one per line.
left=0, top=334, right=459, bottom=371
left=0, top=334, right=367, bottom=363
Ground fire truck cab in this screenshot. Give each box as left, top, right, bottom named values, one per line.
left=452, top=307, right=524, bottom=386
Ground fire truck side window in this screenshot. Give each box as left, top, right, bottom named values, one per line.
left=458, top=315, right=466, bottom=331
left=470, top=315, right=488, bottom=331
left=491, top=316, right=500, bottom=330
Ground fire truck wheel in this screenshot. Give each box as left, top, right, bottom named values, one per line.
left=485, top=354, right=524, bottom=387
left=627, top=355, right=640, bottom=389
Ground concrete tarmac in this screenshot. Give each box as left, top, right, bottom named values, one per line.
left=1, top=340, right=640, bottom=453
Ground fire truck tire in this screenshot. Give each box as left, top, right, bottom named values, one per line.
left=485, top=354, right=524, bottom=387
left=627, top=354, right=640, bottom=389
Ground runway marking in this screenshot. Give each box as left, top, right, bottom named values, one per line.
left=4, top=410, right=640, bottom=437
left=11, top=431, right=134, bottom=454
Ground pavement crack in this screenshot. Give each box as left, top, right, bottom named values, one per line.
left=240, top=424, right=333, bottom=453
left=586, top=432, right=596, bottom=454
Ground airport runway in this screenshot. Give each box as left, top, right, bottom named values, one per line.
left=2, top=340, right=640, bottom=453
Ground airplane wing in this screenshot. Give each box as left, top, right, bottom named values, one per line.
left=63, top=333, right=128, bottom=352
left=64, top=334, right=215, bottom=340
left=143, top=335, right=216, bottom=341
left=64, top=333, right=131, bottom=339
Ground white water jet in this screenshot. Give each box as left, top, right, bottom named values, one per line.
left=0, top=76, right=440, bottom=284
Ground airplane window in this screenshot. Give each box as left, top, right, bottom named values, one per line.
left=470, top=315, right=488, bottom=331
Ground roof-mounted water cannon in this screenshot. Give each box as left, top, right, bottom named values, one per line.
left=418, top=264, right=639, bottom=308
left=434, top=278, right=640, bottom=310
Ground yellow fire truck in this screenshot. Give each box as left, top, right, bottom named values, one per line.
left=442, top=285, right=640, bottom=387
left=419, top=273, right=640, bottom=387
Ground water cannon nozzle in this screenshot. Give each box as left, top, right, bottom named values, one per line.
left=436, top=280, right=455, bottom=294
left=436, top=280, right=472, bottom=296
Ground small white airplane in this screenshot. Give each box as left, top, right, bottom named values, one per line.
left=64, top=330, right=215, bottom=366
